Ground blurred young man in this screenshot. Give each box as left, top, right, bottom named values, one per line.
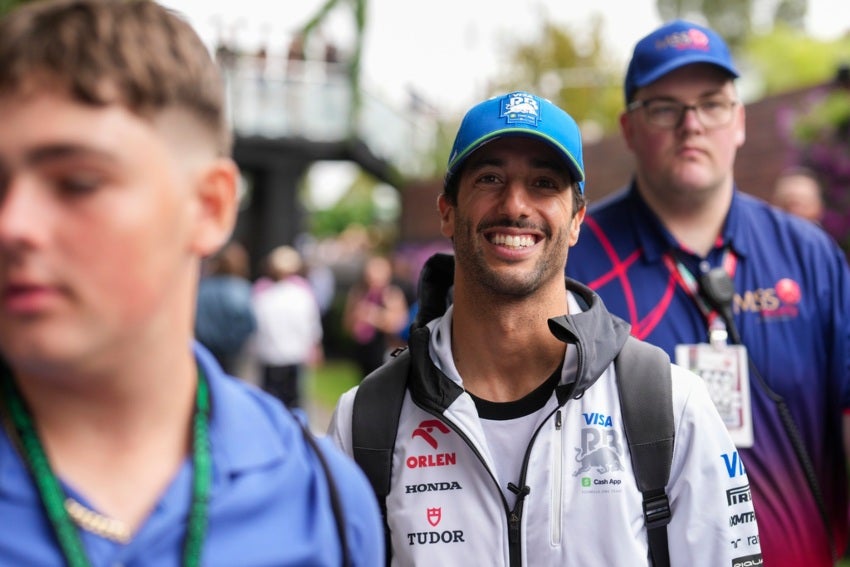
left=0, top=1, right=382, bottom=565
left=568, top=20, right=850, bottom=566
left=329, top=91, right=759, bottom=565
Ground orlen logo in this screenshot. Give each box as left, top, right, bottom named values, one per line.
left=412, top=420, right=450, bottom=449
left=407, top=420, right=457, bottom=470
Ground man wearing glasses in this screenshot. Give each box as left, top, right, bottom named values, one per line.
left=567, top=19, right=850, bottom=567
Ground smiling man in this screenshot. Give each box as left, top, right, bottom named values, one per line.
left=328, top=90, right=758, bottom=566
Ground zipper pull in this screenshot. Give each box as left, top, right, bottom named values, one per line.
left=509, top=512, right=521, bottom=544
left=555, top=410, right=562, bottom=430
left=507, top=483, right=530, bottom=545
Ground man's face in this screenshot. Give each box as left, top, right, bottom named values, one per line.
left=439, top=137, right=584, bottom=298
left=0, top=93, right=233, bottom=375
left=772, top=174, right=824, bottom=223
left=621, top=64, right=745, bottom=202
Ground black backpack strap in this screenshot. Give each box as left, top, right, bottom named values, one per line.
left=615, top=336, right=675, bottom=567
left=293, top=415, right=352, bottom=567
left=352, top=349, right=410, bottom=564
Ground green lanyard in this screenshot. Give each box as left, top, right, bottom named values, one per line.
left=1, top=370, right=212, bottom=567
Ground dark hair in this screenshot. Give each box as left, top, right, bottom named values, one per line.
left=0, top=0, right=230, bottom=155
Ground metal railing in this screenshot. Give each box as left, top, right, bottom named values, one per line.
left=222, top=54, right=436, bottom=177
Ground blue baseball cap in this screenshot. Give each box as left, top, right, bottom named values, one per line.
left=624, top=19, right=739, bottom=103
left=445, top=91, right=585, bottom=194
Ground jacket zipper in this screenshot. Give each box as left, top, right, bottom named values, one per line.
left=506, top=402, right=571, bottom=566
left=551, top=410, right=564, bottom=545
left=414, top=404, right=515, bottom=563
left=412, top=339, right=583, bottom=565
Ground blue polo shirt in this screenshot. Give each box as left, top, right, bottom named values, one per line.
left=0, top=343, right=383, bottom=566
left=567, top=184, right=850, bottom=567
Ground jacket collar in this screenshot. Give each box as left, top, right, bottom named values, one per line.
left=407, top=267, right=631, bottom=410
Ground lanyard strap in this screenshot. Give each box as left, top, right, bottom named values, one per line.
left=1, top=370, right=211, bottom=567
left=662, top=245, right=738, bottom=329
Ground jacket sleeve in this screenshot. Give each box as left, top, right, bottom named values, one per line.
left=665, top=364, right=762, bottom=566
left=326, top=386, right=358, bottom=457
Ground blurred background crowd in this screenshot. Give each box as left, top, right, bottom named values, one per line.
left=4, top=0, right=842, bottom=430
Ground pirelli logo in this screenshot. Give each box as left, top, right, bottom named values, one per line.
left=726, top=484, right=751, bottom=507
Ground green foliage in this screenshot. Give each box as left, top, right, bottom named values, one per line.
left=306, top=180, right=378, bottom=236
left=308, top=197, right=375, bottom=237
left=745, top=25, right=850, bottom=95
left=308, top=359, right=360, bottom=410
left=792, top=90, right=850, bottom=143
left=303, top=168, right=400, bottom=247
left=491, top=13, right=624, bottom=136
left=0, top=0, right=37, bottom=16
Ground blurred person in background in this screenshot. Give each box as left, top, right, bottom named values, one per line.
left=770, top=166, right=825, bottom=225
left=195, top=241, right=256, bottom=376
left=252, top=245, right=324, bottom=409
left=342, top=254, right=408, bottom=376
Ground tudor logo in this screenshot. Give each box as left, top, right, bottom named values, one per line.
left=412, top=419, right=450, bottom=449
left=427, top=507, right=442, bottom=527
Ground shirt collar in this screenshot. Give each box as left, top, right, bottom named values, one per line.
left=627, top=181, right=749, bottom=261
left=195, top=343, right=288, bottom=482
left=0, top=346, right=289, bottom=502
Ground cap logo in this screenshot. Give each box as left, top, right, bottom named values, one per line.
left=655, top=28, right=710, bottom=52
left=500, top=92, right=540, bottom=126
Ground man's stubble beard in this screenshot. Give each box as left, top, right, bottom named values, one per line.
left=452, top=213, right=569, bottom=299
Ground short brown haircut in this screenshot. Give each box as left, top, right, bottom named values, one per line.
left=0, top=0, right=231, bottom=155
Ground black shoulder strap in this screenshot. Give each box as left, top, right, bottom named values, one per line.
left=615, top=336, right=675, bottom=567
left=351, top=349, right=410, bottom=563
left=295, top=415, right=352, bottom=567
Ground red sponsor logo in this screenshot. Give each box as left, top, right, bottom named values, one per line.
left=408, top=420, right=456, bottom=469
left=774, top=278, right=801, bottom=304
left=427, top=507, right=442, bottom=527
left=406, top=453, right=457, bottom=469
left=412, top=419, right=450, bottom=449
left=656, top=29, right=710, bottom=52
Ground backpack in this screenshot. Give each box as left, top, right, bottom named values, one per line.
left=352, top=335, right=674, bottom=567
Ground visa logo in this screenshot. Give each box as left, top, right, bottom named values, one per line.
left=582, top=413, right=613, bottom=427
left=722, top=451, right=746, bottom=478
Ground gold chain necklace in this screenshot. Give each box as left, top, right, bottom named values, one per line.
left=63, top=498, right=132, bottom=544
left=3, top=406, right=132, bottom=544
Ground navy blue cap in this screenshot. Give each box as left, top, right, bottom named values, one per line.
left=445, top=91, right=585, bottom=194
left=624, top=19, right=739, bottom=103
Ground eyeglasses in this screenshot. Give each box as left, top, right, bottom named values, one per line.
left=627, top=98, right=738, bottom=129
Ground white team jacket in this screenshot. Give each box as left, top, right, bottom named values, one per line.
left=328, top=279, right=762, bottom=567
